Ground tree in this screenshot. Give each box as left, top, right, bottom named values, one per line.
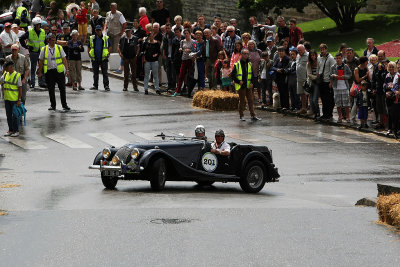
left=238, top=0, right=368, bottom=33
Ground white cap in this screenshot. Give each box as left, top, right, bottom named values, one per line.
left=32, top=17, right=42, bottom=25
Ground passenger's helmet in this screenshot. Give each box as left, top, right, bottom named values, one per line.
left=32, top=17, right=42, bottom=26
left=215, top=129, right=225, bottom=141
left=195, top=125, right=205, bottom=136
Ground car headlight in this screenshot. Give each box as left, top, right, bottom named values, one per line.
left=102, top=148, right=111, bottom=159
left=111, top=156, right=119, bottom=166
left=131, top=148, right=140, bottom=160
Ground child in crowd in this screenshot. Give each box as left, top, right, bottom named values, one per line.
left=357, top=80, right=369, bottom=129
left=76, top=1, right=88, bottom=44
left=259, top=51, right=273, bottom=107
left=215, top=51, right=225, bottom=89
left=69, top=7, right=78, bottom=31
left=221, top=59, right=233, bottom=92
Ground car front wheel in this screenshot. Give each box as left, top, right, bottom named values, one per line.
left=240, top=160, right=266, bottom=193
left=101, top=174, right=118, bottom=189
left=150, top=158, right=167, bottom=191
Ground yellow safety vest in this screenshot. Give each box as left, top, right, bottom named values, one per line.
left=28, top=28, right=46, bottom=52
left=41, top=45, right=64, bottom=74
left=234, top=61, right=252, bottom=91
left=89, top=35, right=110, bottom=61
left=16, top=6, right=28, bottom=27
left=2, top=71, right=21, bottom=101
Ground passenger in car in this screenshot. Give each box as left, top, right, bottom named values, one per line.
left=211, top=129, right=230, bottom=156
left=194, top=124, right=207, bottom=141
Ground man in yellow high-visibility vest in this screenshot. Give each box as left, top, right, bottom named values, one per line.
left=231, top=49, right=260, bottom=121
left=37, top=33, right=70, bottom=111
left=1, top=61, right=22, bottom=137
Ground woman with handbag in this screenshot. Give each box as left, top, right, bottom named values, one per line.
left=306, top=50, right=320, bottom=119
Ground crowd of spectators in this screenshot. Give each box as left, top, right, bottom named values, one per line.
left=1, top=0, right=400, bottom=137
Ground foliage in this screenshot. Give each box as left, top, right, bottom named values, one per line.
left=238, top=0, right=368, bottom=32
left=298, top=14, right=400, bottom=58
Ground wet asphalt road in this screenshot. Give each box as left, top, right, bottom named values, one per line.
left=1, top=70, right=400, bottom=266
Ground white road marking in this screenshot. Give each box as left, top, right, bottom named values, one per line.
left=256, top=130, right=326, bottom=144
left=295, top=129, right=370, bottom=143
left=46, top=133, right=93, bottom=148
left=1, top=137, right=47, bottom=149
left=88, top=132, right=129, bottom=147
left=340, top=129, right=400, bottom=144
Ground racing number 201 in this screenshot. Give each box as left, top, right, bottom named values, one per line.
left=204, top=158, right=215, bottom=166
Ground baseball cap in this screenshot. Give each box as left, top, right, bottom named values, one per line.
left=95, top=25, right=102, bottom=30
left=125, top=27, right=132, bottom=32
left=266, top=36, right=274, bottom=42
left=4, top=22, right=12, bottom=27
left=11, top=24, right=18, bottom=28
left=11, top=44, right=19, bottom=50
left=62, top=23, right=70, bottom=29
left=267, top=30, right=274, bottom=35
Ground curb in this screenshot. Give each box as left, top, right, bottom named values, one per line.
left=256, top=106, right=400, bottom=141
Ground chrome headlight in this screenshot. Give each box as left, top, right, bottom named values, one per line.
left=111, top=156, right=120, bottom=166
left=131, top=148, right=140, bottom=160
left=102, top=148, right=111, bottom=159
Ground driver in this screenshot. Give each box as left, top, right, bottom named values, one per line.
left=194, top=125, right=207, bottom=141
left=211, top=129, right=230, bottom=156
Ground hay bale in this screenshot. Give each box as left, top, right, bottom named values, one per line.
left=192, top=90, right=239, bottom=111
left=390, top=204, right=400, bottom=228
left=376, top=194, right=400, bottom=225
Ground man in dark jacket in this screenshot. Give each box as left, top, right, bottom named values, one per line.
left=371, top=54, right=389, bottom=129
left=171, top=27, right=183, bottom=87
left=363, top=38, right=379, bottom=58
left=119, top=27, right=139, bottom=91
left=203, top=29, right=221, bottom=89
left=162, top=23, right=175, bottom=90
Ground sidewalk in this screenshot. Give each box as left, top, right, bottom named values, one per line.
left=81, top=60, right=399, bottom=141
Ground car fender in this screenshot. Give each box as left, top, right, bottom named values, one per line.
left=241, top=151, right=271, bottom=176
left=138, top=149, right=171, bottom=169
left=93, top=151, right=103, bottom=165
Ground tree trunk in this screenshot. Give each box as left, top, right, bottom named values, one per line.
left=334, top=12, right=356, bottom=33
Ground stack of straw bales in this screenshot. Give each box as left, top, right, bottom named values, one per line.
left=376, top=193, right=400, bottom=228
left=192, top=90, right=239, bottom=111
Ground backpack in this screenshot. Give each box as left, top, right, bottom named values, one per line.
left=12, top=103, right=27, bottom=126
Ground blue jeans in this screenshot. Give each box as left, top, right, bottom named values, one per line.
left=144, top=61, right=159, bottom=91
left=92, top=60, right=109, bottom=88
left=29, top=51, right=39, bottom=86
left=5, top=100, right=18, bottom=133
left=310, top=82, right=320, bottom=115
left=197, top=60, right=205, bottom=88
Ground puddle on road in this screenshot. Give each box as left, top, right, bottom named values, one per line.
left=91, top=116, right=112, bottom=121
left=150, top=218, right=195, bottom=224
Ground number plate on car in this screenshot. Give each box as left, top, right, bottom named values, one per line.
left=102, top=170, right=120, bottom=177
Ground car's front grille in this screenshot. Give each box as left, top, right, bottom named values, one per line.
left=114, top=146, right=131, bottom=164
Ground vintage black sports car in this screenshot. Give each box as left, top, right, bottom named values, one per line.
left=89, top=134, right=280, bottom=193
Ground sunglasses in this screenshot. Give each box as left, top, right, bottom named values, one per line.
left=215, top=135, right=224, bottom=137
left=227, top=30, right=233, bottom=33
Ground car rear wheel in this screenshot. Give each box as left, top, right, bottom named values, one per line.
left=240, top=160, right=266, bottom=193
left=150, top=158, right=167, bottom=191
left=196, top=181, right=215, bottom=186
left=101, top=174, right=118, bottom=189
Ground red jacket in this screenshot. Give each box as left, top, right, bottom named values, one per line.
left=76, top=8, right=88, bottom=24
left=139, top=15, right=150, bottom=34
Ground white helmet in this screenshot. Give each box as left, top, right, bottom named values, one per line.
left=32, top=17, right=42, bottom=26
left=195, top=125, right=205, bottom=135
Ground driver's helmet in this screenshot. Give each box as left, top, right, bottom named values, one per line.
left=215, top=129, right=225, bottom=141
left=195, top=125, right=205, bottom=137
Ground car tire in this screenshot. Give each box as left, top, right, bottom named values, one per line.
left=196, top=181, right=215, bottom=186
left=150, top=158, right=167, bottom=191
left=101, top=174, right=118, bottom=189
left=240, top=160, right=266, bottom=193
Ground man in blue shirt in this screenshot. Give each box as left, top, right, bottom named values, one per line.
left=88, top=25, right=112, bottom=91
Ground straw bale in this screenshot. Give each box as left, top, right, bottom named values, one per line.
left=192, top=90, right=239, bottom=111
left=376, top=194, right=400, bottom=225
left=389, top=203, right=400, bottom=228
